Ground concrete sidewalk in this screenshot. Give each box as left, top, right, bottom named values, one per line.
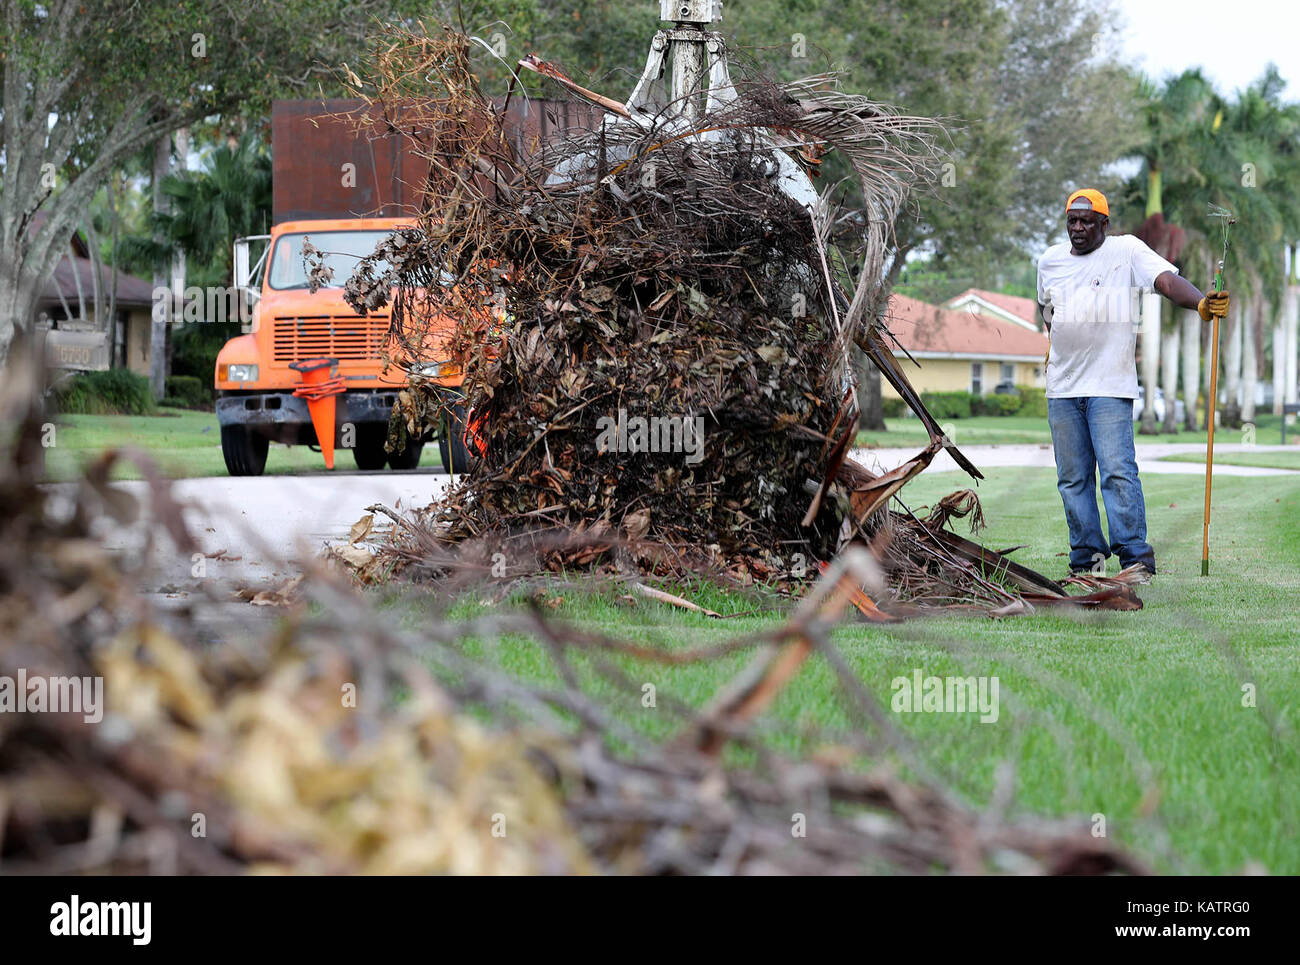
left=849, top=442, right=1300, bottom=477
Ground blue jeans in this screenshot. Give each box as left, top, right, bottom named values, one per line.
left=1047, top=397, right=1156, bottom=574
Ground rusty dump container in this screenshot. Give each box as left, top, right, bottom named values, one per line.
left=272, top=97, right=601, bottom=225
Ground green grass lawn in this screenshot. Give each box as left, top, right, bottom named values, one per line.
left=1157, top=448, right=1300, bottom=471
left=379, top=464, right=1300, bottom=874
left=859, top=410, right=1292, bottom=449
left=858, top=414, right=1055, bottom=446
left=41, top=407, right=444, bottom=481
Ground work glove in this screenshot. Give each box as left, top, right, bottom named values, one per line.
left=1198, top=290, right=1230, bottom=321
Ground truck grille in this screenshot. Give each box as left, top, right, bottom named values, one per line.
left=271, top=315, right=391, bottom=362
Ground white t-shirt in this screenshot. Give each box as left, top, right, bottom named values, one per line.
left=1036, top=234, right=1177, bottom=399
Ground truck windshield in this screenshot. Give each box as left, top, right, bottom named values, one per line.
left=267, top=230, right=396, bottom=291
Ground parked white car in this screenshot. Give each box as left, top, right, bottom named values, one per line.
left=1133, top=386, right=1186, bottom=424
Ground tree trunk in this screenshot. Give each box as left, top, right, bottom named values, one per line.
left=1180, top=309, right=1201, bottom=430
left=1222, top=305, right=1242, bottom=428
left=71, top=227, right=88, bottom=322
left=861, top=241, right=915, bottom=432
left=1272, top=319, right=1285, bottom=417
left=858, top=349, right=885, bottom=430
left=53, top=251, right=77, bottom=324
left=163, top=126, right=190, bottom=394
left=1241, top=291, right=1257, bottom=426
left=150, top=134, right=171, bottom=400
left=1138, top=291, right=1161, bottom=434
left=1145, top=167, right=1163, bottom=219
left=1272, top=247, right=1285, bottom=416
left=1285, top=245, right=1298, bottom=424
left=1136, top=166, right=1163, bottom=435
left=1161, top=319, right=1180, bottom=433
left=106, top=173, right=122, bottom=366
left=84, top=213, right=106, bottom=330
left=0, top=261, right=42, bottom=369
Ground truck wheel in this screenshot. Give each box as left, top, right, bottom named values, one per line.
left=438, top=403, right=473, bottom=474
left=221, top=425, right=268, bottom=476
left=351, top=425, right=389, bottom=471
left=387, top=438, right=424, bottom=470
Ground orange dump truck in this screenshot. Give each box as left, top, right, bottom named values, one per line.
left=214, top=98, right=595, bottom=476
left=213, top=217, right=472, bottom=474
left=214, top=101, right=466, bottom=476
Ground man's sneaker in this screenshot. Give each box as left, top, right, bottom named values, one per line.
left=1065, top=563, right=1153, bottom=583
left=1120, top=562, right=1154, bottom=584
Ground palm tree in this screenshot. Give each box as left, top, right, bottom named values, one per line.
left=1211, top=69, right=1300, bottom=427
left=1124, top=68, right=1300, bottom=433
left=1126, top=71, right=1222, bottom=434
left=1284, top=244, right=1299, bottom=420
left=161, top=132, right=272, bottom=290
left=123, top=130, right=272, bottom=291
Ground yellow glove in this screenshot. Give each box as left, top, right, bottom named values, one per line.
left=1198, top=290, right=1230, bottom=321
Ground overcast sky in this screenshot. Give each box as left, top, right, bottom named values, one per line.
left=1115, top=0, right=1298, bottom=96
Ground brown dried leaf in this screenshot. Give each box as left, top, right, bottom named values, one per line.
left=349, top=514, right=375, bottom=544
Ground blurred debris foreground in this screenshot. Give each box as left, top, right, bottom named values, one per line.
left=1, top=351, right=1149, bottom=875
left=329, top=22, right=1144, bottom=617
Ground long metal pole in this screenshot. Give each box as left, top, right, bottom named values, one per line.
left=1201, top=208, right=1234, bottom=577
left=1202, top=309, right=1220, bottom=576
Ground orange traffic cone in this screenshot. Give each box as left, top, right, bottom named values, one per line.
left=291, top=358, right=346, bottom=469
left=465, top=403, right=489, bottom=459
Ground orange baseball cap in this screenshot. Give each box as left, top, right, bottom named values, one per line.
left=1066, top=188, right=1109, bottom=217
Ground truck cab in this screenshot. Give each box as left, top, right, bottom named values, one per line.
left=213, top=217, right=468, bottom=474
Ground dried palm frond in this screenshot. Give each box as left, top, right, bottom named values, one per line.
left=0, top=351, right=1156, bottom=875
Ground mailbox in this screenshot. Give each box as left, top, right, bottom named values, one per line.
left=41, top=328, right=111, bottom=371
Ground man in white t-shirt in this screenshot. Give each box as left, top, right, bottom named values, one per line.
left=1036, top=188, right=1230, bottom=578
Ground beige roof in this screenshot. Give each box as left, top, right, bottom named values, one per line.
left=946, top=287, right=1040, bottom=328
left=884, top=293, right=1049, bottom=358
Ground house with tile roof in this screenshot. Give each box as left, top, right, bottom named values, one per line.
left=943, top=287, right=1042, bottom=333
left=880, top=292, right=1050, bottom=399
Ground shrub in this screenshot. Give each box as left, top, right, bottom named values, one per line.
left=919, top=390, right=972, bottom=420
left=1017, top=386, right=1048, bottom=417
left=171, top=321, right=240, bottom=384
left=881, top=396, right=907, bottom=418
left=974, top=392, right=1022, bottom=417
left=164, top=375, right=211, bottom=409
left=53, top=369, right=156, bottom=416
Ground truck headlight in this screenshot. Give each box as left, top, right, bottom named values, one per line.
left=220, top=363, right=258, bottom=382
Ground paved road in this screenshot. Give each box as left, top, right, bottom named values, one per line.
left=850, top=442, right=1300, bottom=477
left=46, top=468, right=452, bottom=589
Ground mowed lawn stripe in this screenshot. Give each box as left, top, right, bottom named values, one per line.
left=393, top=467, right=1299, bottom=873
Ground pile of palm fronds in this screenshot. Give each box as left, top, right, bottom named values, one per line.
left=315, top=25, right=962, bottom=574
